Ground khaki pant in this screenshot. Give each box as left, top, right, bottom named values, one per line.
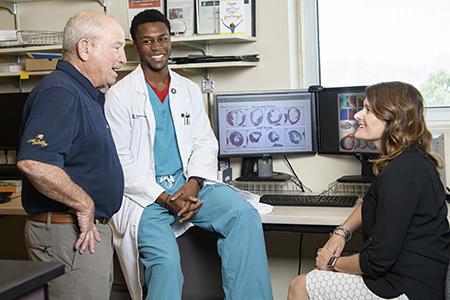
left=24, top=218, right=114, bottom=300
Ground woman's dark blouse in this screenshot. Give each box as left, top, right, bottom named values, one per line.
left=360, top=146, right=450, bottom=300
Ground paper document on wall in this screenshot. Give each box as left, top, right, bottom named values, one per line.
left=197, top=0, right=220, bottom=34
left=219, top=0, right=245, bottom=35
left=167, top=0, right=195, bottom=36
left=128, top=0, right=164, bottom=29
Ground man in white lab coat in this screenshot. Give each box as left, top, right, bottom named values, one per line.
left=105, top=9, right=273, bottom=300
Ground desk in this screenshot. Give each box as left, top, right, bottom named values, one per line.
left=0, top=195, right=26, bottom=216
left=261, top=198, right=450, bottom=233
left=1, top=195, right=450, bottom=225
left=261, top=199, right=363, bottom=233
left=0, top=260, right=64, bottom=300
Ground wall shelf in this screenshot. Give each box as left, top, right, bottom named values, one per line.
left=0, top=33, right=259, bottom=78
left=0, top=0, right=106, bottom=14
left=172, top=34, right=256, bottom=44
left=0, top=45, right=61, bottom=55
left=123, top=34, right=256, bottom=46
left=170, top=61, right=258, bottom=69
left=0, top=61, right=258, bottom=78
left=0, top=70, right=49, bottom=77
left=1, top=34, right=255, bottom=55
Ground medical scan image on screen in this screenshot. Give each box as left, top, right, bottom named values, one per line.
left=216, top=92, right=314, bottom=157
left=337, top=92, right=377, bottom=153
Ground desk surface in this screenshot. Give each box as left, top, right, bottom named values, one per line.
left=260, top=199, right=363, bottom=226
left=1, top=195, right=450, bottom=226
left=0, top=195, right=26, bottom=216
left=0, top=259, right=64, bottom=300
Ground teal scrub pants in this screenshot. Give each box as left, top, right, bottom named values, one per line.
left=137, top=179, right=273, bottom=300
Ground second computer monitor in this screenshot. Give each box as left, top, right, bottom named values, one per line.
left=215, top=89, right=316, bottom=181
left=316, top=86, right=379, bottom=182
left=0, top=92, right=29, bottom=150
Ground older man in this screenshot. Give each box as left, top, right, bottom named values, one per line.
left=17, top=11, right=126, bottom=300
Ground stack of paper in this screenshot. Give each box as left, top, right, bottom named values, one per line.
left=196, top=0, right=220, bottom=34
left=167, top=0, right=195, bottom=36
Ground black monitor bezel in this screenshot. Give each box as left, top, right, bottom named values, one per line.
left=0, top=92, right=28, bottom=150
left=315, top=85, right=378, bottom=156
left=214, top=89, right=317, bottom=159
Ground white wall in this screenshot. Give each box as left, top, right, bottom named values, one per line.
left=206, top=0, right=361, bottom=192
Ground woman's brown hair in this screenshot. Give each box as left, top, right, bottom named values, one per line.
left=365, top=81, right=440, bottom=174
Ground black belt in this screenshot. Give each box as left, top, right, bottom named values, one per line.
left=95, top=217, right=110, bottom=225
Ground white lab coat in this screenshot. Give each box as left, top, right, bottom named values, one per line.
left=104, top=66, right=218, bottom=300
left=105, top=66, right=270, bottom=300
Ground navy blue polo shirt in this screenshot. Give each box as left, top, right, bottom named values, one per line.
left=18, top=60, right=124, bottom=218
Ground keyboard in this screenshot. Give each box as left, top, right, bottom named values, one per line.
left=260, top=194, right=358, bottom=207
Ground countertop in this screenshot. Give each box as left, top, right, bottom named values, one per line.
left=0, top=259, right=64, bottom=300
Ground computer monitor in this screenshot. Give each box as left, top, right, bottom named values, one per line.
left=0, top=92, right=28, bottom=150
left=314, top=85, right=379, bottom=183
left=215, top=90, right=316, bottom=181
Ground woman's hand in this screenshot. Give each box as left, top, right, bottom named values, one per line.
left=315, top=247, right=335, bottom=270
left=314, top=234, right=346, bottom=271
left=323, top=233, right=346, bottom=257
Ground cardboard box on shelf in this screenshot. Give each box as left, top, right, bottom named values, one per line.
left=24, top=58, right=59, bottom=71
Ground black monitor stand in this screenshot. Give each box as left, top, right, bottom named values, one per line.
left=236, top=157, right=290, bottom=182
left=337, top=154, right=376, bottom=183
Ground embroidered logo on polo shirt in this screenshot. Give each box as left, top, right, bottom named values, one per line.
left=27, top=134, right=48, bottom=147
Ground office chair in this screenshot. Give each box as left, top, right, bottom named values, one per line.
left=177, top=226, right=224, bottom=300
left=447, top=262, right=450, bottom=300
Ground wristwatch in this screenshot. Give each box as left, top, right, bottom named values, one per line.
left=332, top=224, right=352, bottom=241
left=189, top=176, right=204, bottom=189
left=327, top=256, right=338, bottom=270
left=155, top=193, right=170, bottom=208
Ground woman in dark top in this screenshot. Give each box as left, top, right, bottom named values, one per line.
left=288, top=82, right=450, bottom=300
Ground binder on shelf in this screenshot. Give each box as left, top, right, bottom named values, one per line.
left=166, top=0, right=195, bottom=36
left=219, top=0, right=245, bottom=35
left=244, top=0, right=255, bottom=36
left=196, top=0, right=220, bottom=34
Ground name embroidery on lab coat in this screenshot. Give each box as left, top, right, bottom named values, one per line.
left=132, top=114, right=146, bottom=119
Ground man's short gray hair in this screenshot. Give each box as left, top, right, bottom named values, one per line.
left=63, top=11, right=107, bottom=53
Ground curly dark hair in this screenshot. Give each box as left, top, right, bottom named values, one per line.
left=365, top=81, right=440, bottom=174
left=130, top=9, right=171, bottom=41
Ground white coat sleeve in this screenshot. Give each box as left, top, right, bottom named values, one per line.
left=105, top=88, right=164, bottom=206
left=185, top=85, right=218, bottom=181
